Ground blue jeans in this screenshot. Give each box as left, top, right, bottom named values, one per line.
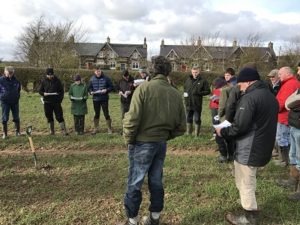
left=1, top=102, right=19, bottom=124
left=289, top=127, right=300, bottom=170
left=276, top=123, right=290, bottom=147
left=124, top=141, right=167, bottom=218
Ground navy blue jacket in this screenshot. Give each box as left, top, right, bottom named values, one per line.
left=88, top=73, right=114, bottom=102
left=0, top=75, right=21, bottom=105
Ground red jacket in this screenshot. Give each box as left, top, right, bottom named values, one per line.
left=276, top=76, right=300, bottom=125
left=209, top=88, right=221, bottom=109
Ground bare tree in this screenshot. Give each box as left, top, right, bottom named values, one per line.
left=278, top=35, right=300, bottom=68
left=15, top=16, right=86, bottom=68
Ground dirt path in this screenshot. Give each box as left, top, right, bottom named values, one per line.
left=0, top=147, right=217, bottom=157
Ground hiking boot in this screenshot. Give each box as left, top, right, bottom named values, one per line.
left=225, top=210, right=259, bottom=225
left=142, top=215, right=159, bottom=225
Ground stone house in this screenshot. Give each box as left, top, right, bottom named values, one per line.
left=74, top=37, right=147, bottom=70
left=159, top=39, right=277, bottom=72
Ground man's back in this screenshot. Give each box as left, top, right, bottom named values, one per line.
left=123, top=74, right=186, bottom=144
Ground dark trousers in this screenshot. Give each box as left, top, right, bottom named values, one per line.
left=93, top=100, right=111, bottom=120
left=186, top=109, right=201, bottom=125
left=216, top=135, right=235, bottom=158
left=74, top=115, right=85, bottom=133
left=121, top=102, right=130, bottom=119
left=44, top=103, right=64, bottom=123
left=1, top=102, right=19, bottom=124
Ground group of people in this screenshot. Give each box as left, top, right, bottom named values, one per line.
left=119, top=62, right=300, bottom=225
left=0, top=65, right=151, bottom=138
left=1, top=59, right=300, bottom=225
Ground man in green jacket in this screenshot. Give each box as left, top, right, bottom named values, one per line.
left=119, top=56, right=186, bottom=225
left=183, top=66, right=210, bottom=136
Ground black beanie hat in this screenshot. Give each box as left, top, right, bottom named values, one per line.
left=46, top=68, right=54, bottom=75
left=237, top=68, right=260, bottom=83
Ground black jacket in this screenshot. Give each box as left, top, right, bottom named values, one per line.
left=116, top=76, right=134, bottom=104
left=184, top=75, right=210, bottom=111
left=221, top=80, right=279, bottom=167
left=39, top=76, right=64, bottom=103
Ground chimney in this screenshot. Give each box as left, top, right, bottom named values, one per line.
left=107, top=36, right=110, bottom=43
left=161, top=39, right=165, bottom=47
left=232, top=40, right=237, bottom=47
left=143, top=37, right=147, bottom=48
left=268, top=41, right=273, bottom=49
left=197, top=37, right=202, bottom=46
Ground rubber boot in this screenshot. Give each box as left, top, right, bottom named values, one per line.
left=14, top=121, right=21, bottom=136
left=288, top=167, right=300, bottom=201
left=281, top=146, right=290, bottom=167
left=49, top=121, right=55, bottom=135
left=106, top=119, right=112, bottom=134
left=59, top=121, right=68, bottom=136
left=194, top=124, right=200, bottom=137
left=2, top=123, right=8, bottom=139
left=278, top=166, right=300, bottom=190
left=92, top=118, right=99, bottom=134
left=186, top=123, right=193, bottom=135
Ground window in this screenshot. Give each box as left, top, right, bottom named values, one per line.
left=133, top=52, right=138, bottom=59
left=99, top=52, right=104, bottom=57
left=171, top=63, right=176, bottom=71
left=132, top=62, right=139, bottom=70
left=110, top=61, right=116, bottom=69
left=109, top=51, right=115, bottom=58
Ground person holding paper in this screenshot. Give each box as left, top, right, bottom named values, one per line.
left=215, top=67, right=278, bottom=225
left=88, top=66, right=114, bottom=134
left=116, top=70, right=134, bottom=120
left=183, top=66, right=210, bottom=136
left=39, top=68, right=68, bottom=135
left=69, top=75, right=88, bottom=135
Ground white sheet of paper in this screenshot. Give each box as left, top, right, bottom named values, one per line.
left=213, top=120, right=232, bottom=129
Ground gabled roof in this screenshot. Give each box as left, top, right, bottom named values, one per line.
left=108, top=43, right=147, bottom=58
left=160, top=44, right=275, bottom=60
left=74, top=42, right=147, bottom=58
left=74, top=43, right=104, bottom=56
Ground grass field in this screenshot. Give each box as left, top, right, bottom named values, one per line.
left=0, top=91, right=299, bottom=225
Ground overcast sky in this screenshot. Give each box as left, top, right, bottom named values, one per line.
left=1, top=0, right=300, bottom=61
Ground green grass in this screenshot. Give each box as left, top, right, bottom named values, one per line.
left=0, top=92, right=299, bottom=224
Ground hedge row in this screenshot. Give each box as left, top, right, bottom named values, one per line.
left=0, top=66, right=225, bottom=92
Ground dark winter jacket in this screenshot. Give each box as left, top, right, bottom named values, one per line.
left=39, top=76, right=64, bottom=104
left=221, top=80, right=278, bottom=167
left=0, top=75, right=21, bottom=105
left=88, top=73, right=114, bottom=102
left=288, top=88, right=300, bottom=129
left=184, top=75, right=210, bottom=111
left=116, top=75, right=134, bottom=104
